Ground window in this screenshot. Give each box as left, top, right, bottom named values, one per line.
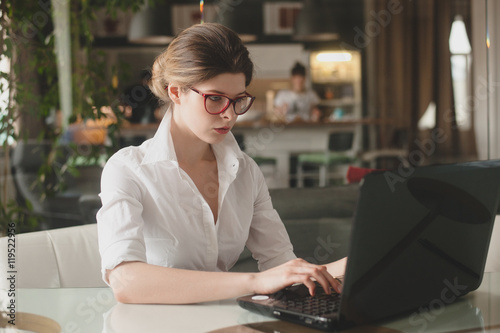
left=449, top=15, right=472, bottom=130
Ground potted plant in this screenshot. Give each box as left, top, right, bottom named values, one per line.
left=0, top=0, right=155, bottom=234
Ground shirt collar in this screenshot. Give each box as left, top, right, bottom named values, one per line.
left=141, top=109, right=245, bottom=168
left=141, top=109, right=178, bottom=165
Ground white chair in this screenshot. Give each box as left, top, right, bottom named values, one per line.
left=296, top=130, right=359, bottom=187
left=0, top=224, right=106, bottom=289
left=359, top=148, right=409, bottom=169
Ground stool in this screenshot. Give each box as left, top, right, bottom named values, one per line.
left=296, top=131, right=358, bottom=187
left=296, top=152, right=356, bottom=187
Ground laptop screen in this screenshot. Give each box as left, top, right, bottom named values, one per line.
left=340, top=159, right=500, bottom=326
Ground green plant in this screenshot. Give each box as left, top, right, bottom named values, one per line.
left=0, top=0, right=156, bottom=234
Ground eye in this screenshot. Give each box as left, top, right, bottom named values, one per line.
left=208, top=95, right=223, bottom=102
left=236, top=96, right=251, bottom=105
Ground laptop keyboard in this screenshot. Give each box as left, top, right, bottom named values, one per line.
left=283, top=292, right=341, bottom=316
left=273, top=282, right=341, bottom=316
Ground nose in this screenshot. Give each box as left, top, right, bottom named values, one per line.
left=220, top=104, right=239, bottom=120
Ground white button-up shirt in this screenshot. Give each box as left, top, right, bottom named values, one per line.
left=97, top=112, right=295, bottom=281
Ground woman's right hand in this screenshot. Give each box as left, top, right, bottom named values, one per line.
left=251, top=258, right=342, bottom=296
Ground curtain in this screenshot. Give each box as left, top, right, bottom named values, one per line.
left=366, top=0, right=477, bottom=164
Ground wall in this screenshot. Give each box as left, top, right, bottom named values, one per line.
left=247, top=44, right=308, bottom=79
left=472, top=0, right=500, bottom=160
left=473, top=0, right=500, bottom=273
left=488, top=0, right=500, bottom=159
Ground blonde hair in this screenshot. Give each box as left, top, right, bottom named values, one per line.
left=149, top=23, right=254, bottom=103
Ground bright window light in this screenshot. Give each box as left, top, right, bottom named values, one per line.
left=449, top=15, right=472, bottom=130
left=449, top=16, right=471, bottom=54
left=316, top=52, right=352, bottom=62
left=418, top=101, right=436, bottom=130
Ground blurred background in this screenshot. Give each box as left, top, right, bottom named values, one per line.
left=1, top=0, right=499, bottom=232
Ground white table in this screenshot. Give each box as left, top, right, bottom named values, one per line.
left=5, top=272, right=500, bottom=333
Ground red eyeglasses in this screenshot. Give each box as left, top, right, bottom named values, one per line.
left=190, top=87, right=255, bottom=115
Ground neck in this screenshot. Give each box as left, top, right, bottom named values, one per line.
left=170, top=112, right=215, bottom=166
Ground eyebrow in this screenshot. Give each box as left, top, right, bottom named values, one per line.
left=206, top=89, right=248, bottom=96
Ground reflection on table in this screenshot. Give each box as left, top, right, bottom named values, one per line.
left=7, top=272, right=499, bottom=333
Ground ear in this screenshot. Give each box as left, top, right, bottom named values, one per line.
left=167, top=85, right=182, bottom=105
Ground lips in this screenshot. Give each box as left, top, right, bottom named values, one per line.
left=214, top=127, right=230, bottom=134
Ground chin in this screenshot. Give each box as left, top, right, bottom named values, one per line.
left=211, top=136, right=227, bottom=145
left=201, top=133, right=226, bottom=146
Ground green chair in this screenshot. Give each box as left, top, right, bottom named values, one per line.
left=252, top=156, right=278, bottom=187
left=252, top=156, right=277, bottom=166
left=296, top=131, right=358, bottom=187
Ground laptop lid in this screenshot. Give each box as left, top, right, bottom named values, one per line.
left=339, top=159, right=500, bottom=326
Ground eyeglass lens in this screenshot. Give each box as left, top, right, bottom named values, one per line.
left=205, top=95, right=253, bottom=115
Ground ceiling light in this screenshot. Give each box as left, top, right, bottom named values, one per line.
left=316, top=52, right=352, bottom=62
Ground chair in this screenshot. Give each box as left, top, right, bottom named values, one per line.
left=360, top=128, right=409, bottom=169
left=231, top=184, right=359, bottom=272
left=360, top=148, right=409, bottom=169
left=0, top=224, right=106, bottom=288
left=11, top=140, right=102, bottom=230
left=79, top=194, right=102, bottom=224
left=234, top=133, right=279, bottom=188
left=252, top=156, right=279, bottom=188
left=296, top=131, right=359, bottom=187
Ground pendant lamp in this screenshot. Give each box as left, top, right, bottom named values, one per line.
left=128, top=3, right=174, bottom=45
left=293, top=0, right=339, bottom=42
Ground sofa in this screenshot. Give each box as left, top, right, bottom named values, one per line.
left=231, top=184, right=359, bottom=272
left=82, top=184, right=359, bottom=272
left=73, top=184, right=360, bottom=273
left=2, top=183, right=498, bottom=290
left=0, top=184, right=359, bottom=289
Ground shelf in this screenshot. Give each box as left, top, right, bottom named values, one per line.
left=318, top=99, right=359, bottom=107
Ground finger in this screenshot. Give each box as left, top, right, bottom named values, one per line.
left=309, top=265, right=343, bottom=295
left=302, top=277, right=317, bottom=296
left=311, top=267, right=335, bottom=295
left=329, top=275, right=342, bottom=294
left=296, top=263, right=333, bottom=295
left=334, top=276, right=343, bottom=293
left=321, top=270, right=342, bottom=294
left=288, top=260, right=339, bottom=294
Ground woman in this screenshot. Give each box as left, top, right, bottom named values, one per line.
left=274, top=62, right=321, bottom=122
left=97, top=23, right=346, bottom=305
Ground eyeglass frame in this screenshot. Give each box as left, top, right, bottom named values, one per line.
left=189, top=87, right=256, bottom=115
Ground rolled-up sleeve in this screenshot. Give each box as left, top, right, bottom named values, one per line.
left=245, top=173, right=296, bottom=271
left=97, top=156, right=147, bottom=283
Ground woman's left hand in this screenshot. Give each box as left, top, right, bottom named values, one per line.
left=251, top=258, right=342, bottom=297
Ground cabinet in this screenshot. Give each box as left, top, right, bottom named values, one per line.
left=309, top=50, right=362, bottom=121
left=309, top=50, right=364, bottom=156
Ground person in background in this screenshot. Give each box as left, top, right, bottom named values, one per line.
left=97, top=23, right=346, bottom=305
left=121, top=69, right=160, bottom=124
left=274, top=62, right=321, bottom=122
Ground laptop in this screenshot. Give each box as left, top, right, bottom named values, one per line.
left=237, top=159, right=500, bottom=331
